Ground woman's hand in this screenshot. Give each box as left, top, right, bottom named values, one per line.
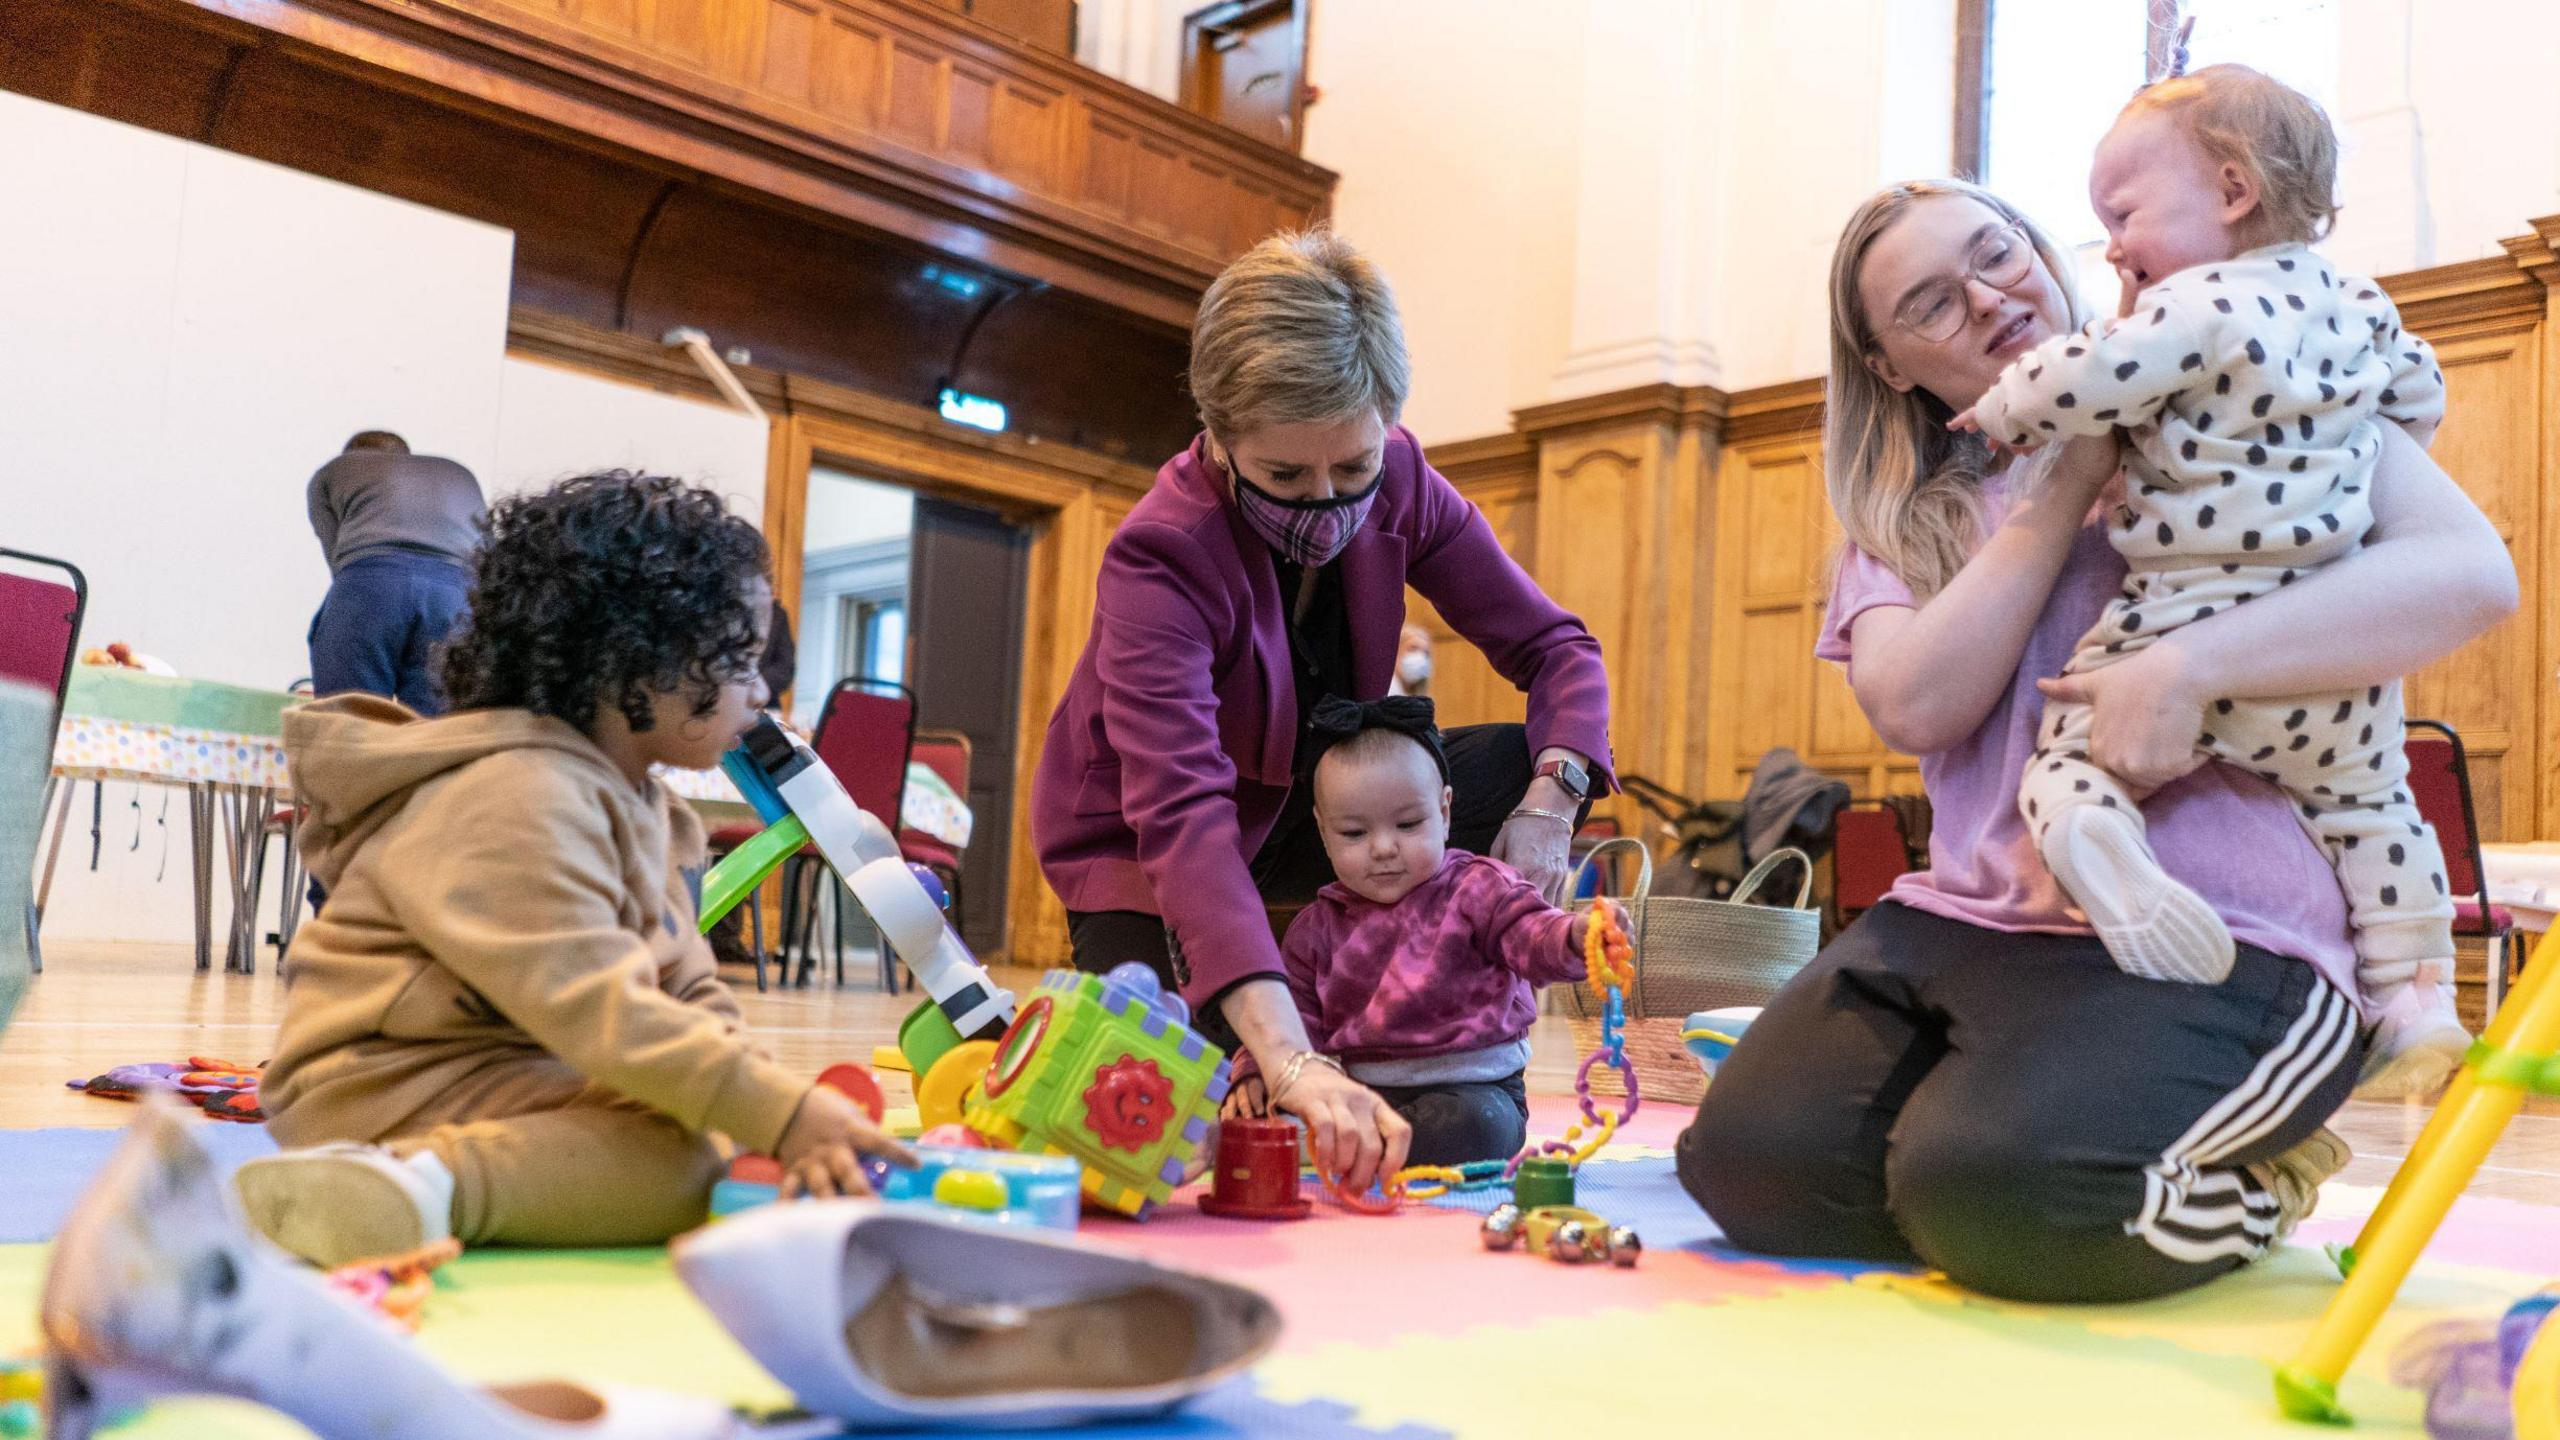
left=775, top=1085, right=915, bottom=1199
left=1493, top=806, right=1576, bottom=901
left=2034, top=641, right=2211, bottom=792
left=1273, top=1059, right=1412, bottom=1195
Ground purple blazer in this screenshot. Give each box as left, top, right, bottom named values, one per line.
left=1031, top=427, right=1613, bottom=1005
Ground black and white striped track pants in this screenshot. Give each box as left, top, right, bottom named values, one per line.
left=1675, top=901, right=2363, bottom=1303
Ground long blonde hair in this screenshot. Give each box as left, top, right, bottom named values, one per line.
left=1824, top=180, right=2089, bottom=599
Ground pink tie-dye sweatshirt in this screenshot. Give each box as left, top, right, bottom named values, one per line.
left=1281, top=851, right=1587, bottom=1084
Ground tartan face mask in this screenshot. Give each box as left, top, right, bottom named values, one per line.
left=1229, top=466, right=1379, bottom=568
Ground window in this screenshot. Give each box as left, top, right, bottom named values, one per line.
left=843, top=596, right=908, bottom=688
left=1964, top=1, right=2340, bottom=252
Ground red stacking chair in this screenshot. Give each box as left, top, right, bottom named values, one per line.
left=896, top=729, right=971, bottom=989
left=792, top=678, right=917, bottom=989
left=3, top=548, right=88, bottom=976
left=1833, top=802, right=1914, bottom=926
left=2404, top=719, right=2521, bottom=1019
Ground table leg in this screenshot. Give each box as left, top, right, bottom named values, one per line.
left=35, top=778, right=74, bottom=919
left=221, top=786, right=261, bottom=975
left=190, top=784, right=214, bottom=973
left=235, top=788, right=275, bottom=975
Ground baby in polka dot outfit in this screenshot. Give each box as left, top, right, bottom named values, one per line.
left=1952, top=65, right=2461, bottom=1097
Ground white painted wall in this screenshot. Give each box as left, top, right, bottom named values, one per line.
left=1, top=91, right=514, bottom=947
left=1301, top=0, right=1586, bottom=444
left=1276, top=1, right=2560, bottom=431
left=2327, top=0, right=2560, bottom=279
left=491, top=357, right=770, bottom=521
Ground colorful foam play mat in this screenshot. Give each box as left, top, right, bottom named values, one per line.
left=3, top=1099, right=2553, bottom=1437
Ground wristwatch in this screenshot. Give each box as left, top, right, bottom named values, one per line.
left=1532, top=757, right=1592, bottom=803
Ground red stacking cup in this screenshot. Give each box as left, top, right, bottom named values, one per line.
left=1197, top=1117, right=1313, bottom=1220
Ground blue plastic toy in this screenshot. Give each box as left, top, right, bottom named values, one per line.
left=876, top=1144, right=1083, bottom=1231
left=1681, top=1007, right=1761, bottom=1074
left=710, top=1145, right=1080, bottom=1231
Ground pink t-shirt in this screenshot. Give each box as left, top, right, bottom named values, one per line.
left=1817, top=473, right=2358, bottom=1007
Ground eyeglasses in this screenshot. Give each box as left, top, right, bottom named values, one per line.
left=1890, top=224, right=2035, bottom=343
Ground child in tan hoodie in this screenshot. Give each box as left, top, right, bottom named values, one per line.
left=237, top=471, right=907, bottom=1265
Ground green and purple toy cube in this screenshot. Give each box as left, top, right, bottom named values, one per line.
left=964, top=963, right=1231, bottom=1217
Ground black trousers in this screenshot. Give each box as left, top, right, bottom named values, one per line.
left=1371, top=1071, right=1530, bottom=1167
left=1677, top=901, right=2363, bottom=1303
left=1067, top=722, right=1549, bottom=1053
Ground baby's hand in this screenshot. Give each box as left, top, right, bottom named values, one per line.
left=1946, top=407, right=1982, bottom=436
left=2116, top=267, right=2144, bottom=319
left=1222, top=1072, right=1270, bottom=1120
left=1567, top=899, right=1634, bottom=962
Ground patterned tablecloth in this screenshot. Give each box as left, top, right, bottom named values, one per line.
left=51, top=669, right=295, bottom=790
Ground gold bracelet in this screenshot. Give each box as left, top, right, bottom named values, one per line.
left=1272, top=1049, right=1345, bottom=1108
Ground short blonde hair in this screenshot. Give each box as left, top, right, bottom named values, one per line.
left=1189, top=229, right=1410, bottom=443
left=2123, top=64, right=2339, bottom=247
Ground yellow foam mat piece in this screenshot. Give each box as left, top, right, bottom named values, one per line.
left=1858, top=1241, right=2527, bottom=1369
left=0, top=1244, right=790, bottom=1439
left=1256, top=1281, right=2431, bottom=1438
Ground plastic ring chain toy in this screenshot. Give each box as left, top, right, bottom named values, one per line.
left=1509, top=900, right=1640, bottom=1175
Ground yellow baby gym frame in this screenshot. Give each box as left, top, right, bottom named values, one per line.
left=2276, top=941, right=2560, bottom=1427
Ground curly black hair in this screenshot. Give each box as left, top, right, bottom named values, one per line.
left=440, top=471, right=770, bottom=733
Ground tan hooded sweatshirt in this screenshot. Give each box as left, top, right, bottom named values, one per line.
left=261, top=695, right=808, bottom=1156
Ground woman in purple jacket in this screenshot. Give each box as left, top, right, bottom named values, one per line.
left=1032, top=231, right=1614, bottom=1192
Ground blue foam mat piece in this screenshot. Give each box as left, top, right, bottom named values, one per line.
left=0, top=1122, right=276, bottom=1242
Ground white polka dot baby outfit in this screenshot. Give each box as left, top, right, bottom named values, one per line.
left=1971, top=242, right=2465, bottom=1095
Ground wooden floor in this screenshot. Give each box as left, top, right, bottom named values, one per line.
left=8, top=939, right=2559, bottom=1209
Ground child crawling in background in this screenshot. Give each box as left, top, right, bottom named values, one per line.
left=238, top=471, right=908, bottom=1266
left=1253, top=696, right=1624, bottom=1167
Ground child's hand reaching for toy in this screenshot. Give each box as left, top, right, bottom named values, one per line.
left=776, top=1085, right=915, bottom=1199
left=1222, top=1071, right=1270, bottom=1120
left=1566, top=899, right=1633, bottom=963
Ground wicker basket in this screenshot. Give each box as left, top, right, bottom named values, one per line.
left=1560, top=837, right=1822, bottom=1107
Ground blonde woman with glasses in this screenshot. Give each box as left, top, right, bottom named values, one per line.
left=1675, top=179, right=2514, bottom=1304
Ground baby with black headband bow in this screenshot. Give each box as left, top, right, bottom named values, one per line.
left=1237, top=695, right=1627, bottom=1166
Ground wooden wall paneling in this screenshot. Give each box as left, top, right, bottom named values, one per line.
left=2401, top=318, right=2541, bottom=840
left=1420, top=433, right=1540, bottom=733
left=1514, top=387, right=1716, bottom=832
left=2399, top=235, right=2556, bottom=841
left=2506, top=220, right=2560, bottom=841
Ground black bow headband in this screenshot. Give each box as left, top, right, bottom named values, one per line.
left=1306, top=694, right=1449, bottom=783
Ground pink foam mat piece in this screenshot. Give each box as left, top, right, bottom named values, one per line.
left=2294, top=1187, right=2560, bottom=1274
left=1108, top=1179, right=1839, bottom=1351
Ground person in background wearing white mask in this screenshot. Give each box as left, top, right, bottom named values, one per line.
left=1390, top=624, right=1434, bottom=697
